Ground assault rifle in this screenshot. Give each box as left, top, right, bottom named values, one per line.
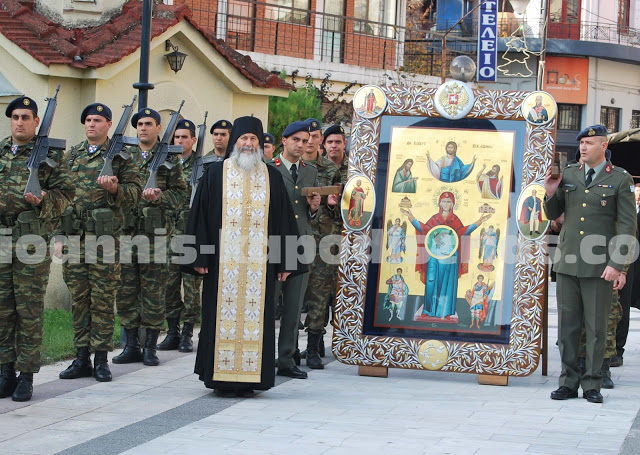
left=189, top=111, right=208, bottom=206
left=23, top=85, right=66, bottom=197
left=143, top=100, right=184, bottom=191
left=98, top=95, right=139, bottom=177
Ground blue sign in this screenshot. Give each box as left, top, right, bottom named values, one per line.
left=477, top=1, right=498, bottom=82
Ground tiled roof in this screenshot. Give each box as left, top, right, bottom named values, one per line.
left=0, top=0, right=291, bottom=89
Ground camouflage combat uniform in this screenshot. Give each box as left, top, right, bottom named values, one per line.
left=116, top=144, right=186, bottom=330
left=0, top=136, right=74, bottom=373
left=59, top=139, right=143, bottom=351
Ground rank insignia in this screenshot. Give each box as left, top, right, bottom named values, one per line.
left=274, top=158, right=281, bottom=166
left=23, top=99, right=30, bottom=106
left=605, top=164, right=611, bottom=173
left=97, top=105, right=104, bottom=112
left=601, top=200, right=607, bottom=207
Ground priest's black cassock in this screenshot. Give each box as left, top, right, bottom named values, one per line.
left=184, top=160, right=304, bottom=392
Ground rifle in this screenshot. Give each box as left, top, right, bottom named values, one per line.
left=143, top=100, right=184, bottom=191
left=98, top=95, right=139, bottom=177
left=23, top=85, right=66, bottom=197
left=189, top=111, right=208, bottom=206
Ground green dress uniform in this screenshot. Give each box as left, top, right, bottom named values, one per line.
left=545, top=159, right=637, bottom=393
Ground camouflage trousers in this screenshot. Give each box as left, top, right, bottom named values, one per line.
left=304, top=252, right=337, bottom=335
left=165, top=263, right=202, bottom=325
left=579, top=288, right=622, bottom=359
left=0, top=255, right=50, bottom=373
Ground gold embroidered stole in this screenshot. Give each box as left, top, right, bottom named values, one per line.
left=213, top=160, right=270, bottom=383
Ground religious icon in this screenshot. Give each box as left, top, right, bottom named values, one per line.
left=517, top=184, right=550, bottom=240
left=521, top=91, right=556, bottom=126
left=464, top=274, right=496, bottom=329
left=426, top=141, right=476, bottom=183
left=478, top=225, right=500, bottom=272
left=476, top=163, right=503, bottom=199
left=392, top=158, right=418, bottom=193
left=341, top=175, right=375, bottom=231
left=353, top=85, right=386, bottom=119
left=382, top=268, right=409, bottom=322
left=386, top=218, right=407, bottom=263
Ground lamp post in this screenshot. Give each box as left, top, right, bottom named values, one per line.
left=133, top=0, right=154, bottom=109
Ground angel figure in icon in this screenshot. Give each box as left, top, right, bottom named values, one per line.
left=478, top=225, right=500, bottom=272
left=386, top=218, right=407, bottom=263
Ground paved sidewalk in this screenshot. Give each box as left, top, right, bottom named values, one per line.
left=1, top=283, right=640, bottom=454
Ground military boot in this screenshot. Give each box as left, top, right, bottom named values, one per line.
left=306, top=333, right=324, bottom=370
left=0, top=363, right=18, bottom=398
left=157, top=318, right=181, bottom=351
left=112, top=328, right=143, bottom=364
left=59, top=347, right=93, bottom=379
left=601, top=358, right=614, bottom=389
left=11, top=373, right=33, bottom=402
left=93, top=351, right=112, bottom=382
left=178, top=322, right=194, bottom=353
left=318, top=334, right=325, bottom=358
left=143, top=329, right=160, bottom=366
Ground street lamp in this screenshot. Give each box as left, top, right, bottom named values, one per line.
left=164, top=40, right=188, bottom=74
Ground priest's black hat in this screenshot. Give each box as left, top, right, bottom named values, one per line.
left=5, top=96, right=38, bottom=118
left=80, top=103, right=112, bottom=124
left=224, top=116, right=264, bottom=159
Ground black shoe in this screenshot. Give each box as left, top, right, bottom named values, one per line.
left=157, top=318, right=180, bottom=351
left=178, top=322, right=194, bottom=353
left=11, top=373, right=33, bottom=402
left=112, top=328, right=143, bottom=364
left=277, top=366, right=308, bottom=379
left=59, top=347, right=93, bottom=379
left=550, top=386, right=578, bottom=400
left=601, top=358, right=614, bottom=389
left=583, top=389, right=603, bottom=403
left=0, top=363, right=17, bottom=398
left=93, top=351, right=112, bottom=382
left=306, top=333, right=324, bottom=370
left=143, top=329, right=160, bottom=366
left=235, top=388, right=255, bottom=397
left=214, top=389, right=236, bottom=398
left=610, top=354, right=623, bottom=367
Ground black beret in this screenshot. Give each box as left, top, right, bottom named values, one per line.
left=305, top=118, right=322, bottom=132
left=5, top=96, right=38, bottom=118
left=576, top=124, right=608, bottom=141
left=176, top=118, right=196, bottom=135
left=80, top=103, right=112, bottom=124
left=263, top=133, right=275, bottom=144
left=131, top=108, right=161, bottom=127
left=282, top=120, right=310, bottom=138
left=323, top=124, right=345, bottom=139
left=210, top=119, right=232, bottom=134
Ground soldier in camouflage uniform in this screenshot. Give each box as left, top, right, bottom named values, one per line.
left=113, top=108, right=187, bottom=367
left=208, top=119, right=232, bottom=162
left=0, top=96, right=74, bottom=401
left=302, top=123, right=348, bottom=369
left=158, top=119, right=200, bottom=353
left=56, top=103, right=143, bottom=382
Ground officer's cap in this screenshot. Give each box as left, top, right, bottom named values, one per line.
left=263, top=133, right=275, bottom=144
left=576, top=124, right=608, bottom=141
left=210, top=119, right=232, bottom=134
left=131, top=108, right=161, bottom=127
left=323, top=124, right=345, bottom=140
left=80, top=103, right=112, bottom=124
left=5, top=96, right=38, bottom=118
left=282, top=121, right=310, bottom=138
left=305, top=118, right=322, bottom=132
left=176, top=119, right=195, bottom=135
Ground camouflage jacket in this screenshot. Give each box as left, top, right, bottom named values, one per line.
left=306, top=151, right=339, bottom=236
left=317, top=154, right=348, bottom=235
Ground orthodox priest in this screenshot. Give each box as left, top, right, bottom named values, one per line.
left=184, top=116, right=303, bottom=397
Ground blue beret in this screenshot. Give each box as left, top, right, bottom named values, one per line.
left=305, top=118, right=322, bottom=132
left=176, top=118, right=195, bottom=134
left=263, top=133, right=275, bottom=144
left=210, top=119, right=232, bottom=134
left=80, top=103, right=112, bottom=124
left=576, top=124, right=608, bottom=141
left=323, top=124, right=345, bottom=139
left=282, top=120, right=310, bottom=138
left=5, top=96, right=38, bottom=118
left=131, top=108, right=161, bottom=127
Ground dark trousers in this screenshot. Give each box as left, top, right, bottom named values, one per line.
left=616, top=261, right=634, bottom=357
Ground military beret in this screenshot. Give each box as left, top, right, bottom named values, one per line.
left=5, top=96, right=38, bottom=118
left=282, top=120, right=310, bottom=138
left=210, top=119, right=232, bottom=134
left=176, top=118, right=195, bottom=135
left=263, top=133, right=275, bottom=144
left=131, top=108, right=161, bottom=127
left=576, top=124, right=608, bottom=141
left=305, top=118, right=322, bottom=132
left=323, top=124, right=345, bottom=139
left=80, top=103, right=112, bottom=124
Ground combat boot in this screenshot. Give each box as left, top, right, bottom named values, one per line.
left=157, top=318, right=180, bottom=351
left=11, top=373, right=33, bottom=402
left=143, top=329, right=160, bottom=366
left=178, top=322, right=194, bottom=353
left=0, top=363, right=18, bottom=398
left=112, top=328, right=143, bottom=364
left=93, top=351, right=112, bottom=382
left=306, top=333, right=324, bottom=370
left=318, top=334, right=325, bottom=358
left=601, top=358, right=614, bottom=389
left=59, top=347, right=93, bottom=379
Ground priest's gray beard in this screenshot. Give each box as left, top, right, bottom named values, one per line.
left=229, top=145, right=263, bottom=172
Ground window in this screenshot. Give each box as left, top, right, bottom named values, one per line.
left=618, top=0, right=631, bottom=34
left=600, top=106, right=621, bottom=133
left=557, top=104, right=581, bottom=130
left=631, top=110, right=640, bottom=129
left=265, top=0, right=310, bottom=25
left=354, top=0, right=397, bottom=37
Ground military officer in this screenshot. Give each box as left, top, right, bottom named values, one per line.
left=113, top=108, right=187, bottom=367
left=263, top=133, right=275, bottom=160
left=266, top=121, right=320, bottom=379
left=209, top=119, right=232, bottom=162
left=545, top=124, right=637, bottom=403
left=56, top=103, right=143, bottom=382
left=0, top=96, right=74, bottom=401
left=158, top=119, right=201, bottom=353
